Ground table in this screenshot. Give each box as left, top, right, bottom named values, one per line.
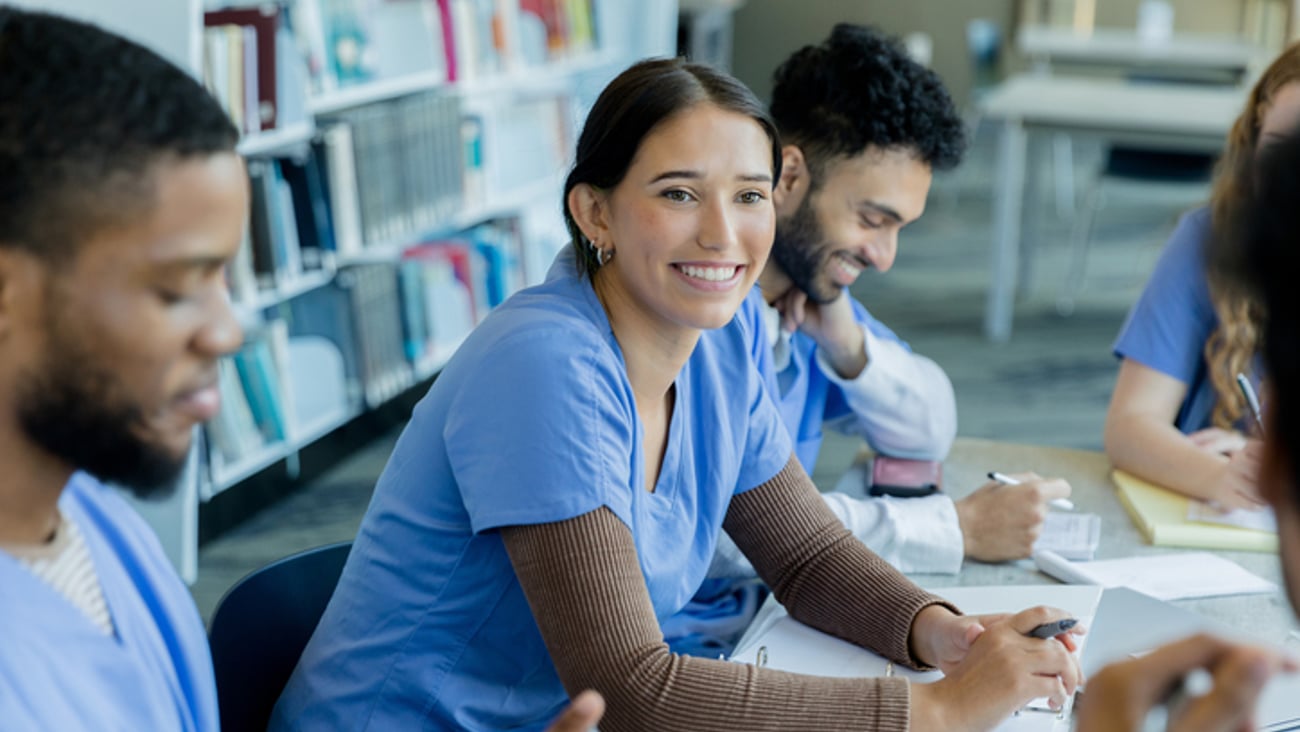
left=1017, top=25, right=1267, bottom=80
left=736, top=437, right=1295, bottom=728
left=978, top=74, right=1246, bottom=342
left=902, top=437, right=1290, bottom=638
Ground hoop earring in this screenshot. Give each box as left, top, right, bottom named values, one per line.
left=589, top=238, right=613, bottom=267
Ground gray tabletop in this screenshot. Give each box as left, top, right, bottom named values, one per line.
left=834, top=437, right=1295, bottom=643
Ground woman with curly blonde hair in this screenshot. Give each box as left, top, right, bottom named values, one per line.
left=1105, top=43, right=1300, bottom=509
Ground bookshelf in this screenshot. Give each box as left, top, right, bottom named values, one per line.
left=29, top=0, right=677, bottom=582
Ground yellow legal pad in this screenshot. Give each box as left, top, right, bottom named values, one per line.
left=1111, top=470, right=1277, bottom=552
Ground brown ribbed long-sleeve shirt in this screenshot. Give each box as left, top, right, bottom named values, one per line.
left=501, top=455, right=956, bottom=732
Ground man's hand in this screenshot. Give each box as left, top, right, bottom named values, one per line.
left=1077, top=634, right=1291, bottom=732
left=772, top=287, right=866, bottom=379
left=955, top=472, right=1071, bottom=563
left=545, top=690, right=605, bottom=732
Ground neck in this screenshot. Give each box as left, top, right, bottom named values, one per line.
left=757, top=261, right=795, bottom=306
left=0, top=415, right=74, bottom=546
left=593, top=273, right=699, bottom=401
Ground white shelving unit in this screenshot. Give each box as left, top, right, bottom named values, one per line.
left=26, top=0, right=677, bottom=584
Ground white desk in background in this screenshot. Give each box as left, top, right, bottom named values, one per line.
left=1017, top=25, right=1267, bottom=79
left=977, top=74, right=1245, bottom=342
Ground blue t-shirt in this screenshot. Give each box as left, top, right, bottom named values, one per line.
left=739, top=287, right=913, bottom=471
left=1114, top=206, right=1256, bottom=432
left=272, top=256, right=792, bottom=731
left=0, top=473, right=218, bottom=731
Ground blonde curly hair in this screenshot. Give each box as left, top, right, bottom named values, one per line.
left=1205, top=42, right=1300, bottom=429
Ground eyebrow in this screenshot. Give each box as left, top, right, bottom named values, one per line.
left=151, top=256, right=230, bottom=272
left=857, top=200, right=904, bottom=223
left=649, top=170, right=773, bottom=184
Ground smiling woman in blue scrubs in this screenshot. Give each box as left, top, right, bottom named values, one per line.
left=272, top=59, right=1082, bottom=732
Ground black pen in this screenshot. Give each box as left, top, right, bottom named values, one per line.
left=1028, top=618, right=1078, bottom=639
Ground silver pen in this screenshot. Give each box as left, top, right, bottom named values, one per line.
left=1236, top=373, right=1265, bottom=435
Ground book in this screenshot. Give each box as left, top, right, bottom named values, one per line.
left=1112, top=470, right=1277, bottom=552
left=204, top=4, right=281, bottom=131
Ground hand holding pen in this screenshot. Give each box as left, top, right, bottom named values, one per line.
left=1075, top=633, right=1294, bottom=732
left=989, top=471, right=1076, bottom=511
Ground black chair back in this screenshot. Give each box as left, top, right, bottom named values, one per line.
left=208, top=541, right=351, bottom=732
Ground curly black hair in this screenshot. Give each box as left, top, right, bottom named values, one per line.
left=0, top=7, right=238, bottom=260
left=770, top=23, right=965, bottom=179
left=1245, top=132, right=1300, bottom=493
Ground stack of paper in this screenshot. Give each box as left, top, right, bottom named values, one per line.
left=1033, top=549, right=1275, bottom=601
left=1112, top=470, right=1277, bottom=552
left=1033, top=512, right=1102, bottom=560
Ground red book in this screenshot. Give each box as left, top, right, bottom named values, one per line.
left=204, top=4, right=279, bottom=131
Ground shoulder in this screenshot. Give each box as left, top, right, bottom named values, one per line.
left=1163, top=206, right=1213, bottom=263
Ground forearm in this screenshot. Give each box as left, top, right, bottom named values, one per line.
left=1104, top=411, right=1227, bottom=501
left=711, top=492, right=964, bottom=578
left=820, top=492, right=964, bottom=575
left=503, top=509, right=911, bottom=732
left=821, top=328, right=957, bottom=461
left=724, top=457, right=956, bottom=669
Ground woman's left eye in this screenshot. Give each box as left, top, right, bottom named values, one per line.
left=738, top=191, right=766, bottom=204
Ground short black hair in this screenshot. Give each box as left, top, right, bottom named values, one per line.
left=0, top=7, right=239, bottom=259
left=770, top=23, right=965, bottom=178
left=1245, top=131, right=1300, bottom=491
left=564, top=57, right=781, bottom=278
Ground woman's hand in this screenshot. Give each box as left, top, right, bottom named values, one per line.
left=1077, top=634, right=1290, bottom=732
left=1188, top=427, right=1248, bottom=456
left=544, top=690, right=605, bottom=732
left=1195, top=440, right=1266, bottom=510
left=910, top=606, right=1085, bottom=732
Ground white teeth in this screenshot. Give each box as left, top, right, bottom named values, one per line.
left=679, top=264, right=738, bottom=282
left=835, top=258, right=862, bottom=280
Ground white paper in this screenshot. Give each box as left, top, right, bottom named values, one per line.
left=732, top=585, right=1103, bottom=732
left=1033, top=512, right=1102, bottom=560
left=1034, top=550, right=1275, bottom=601
left=1187, top=501, right=1278, bottom=533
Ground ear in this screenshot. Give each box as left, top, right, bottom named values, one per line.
left=774, top=144, right=810, bottom=212
left=567, top=183, right=613, bottom=248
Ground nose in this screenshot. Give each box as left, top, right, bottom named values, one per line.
left=860, top=229, right=899, bottom=274
left=698, top=196, right=739, bottom=251
left=194, top=286, right=245, bottom=358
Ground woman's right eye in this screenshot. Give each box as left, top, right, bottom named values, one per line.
left=662, top=189, right=693, bottom=203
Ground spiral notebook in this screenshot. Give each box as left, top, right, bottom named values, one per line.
left=730, top=585, right=1103, bottom=731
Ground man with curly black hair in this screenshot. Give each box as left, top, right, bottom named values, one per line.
left=709, top=24, right=1073, bottom=583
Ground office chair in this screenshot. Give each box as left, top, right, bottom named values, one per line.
left=208, top=541, right=351, bottom=732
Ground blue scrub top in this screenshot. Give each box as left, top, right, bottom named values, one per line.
left=739, top=287, right=912, bottom=471
left=0, top=473, right=218, bottom=731
left=273, top=253, right=793, bottom=731
left=1113, top=206, right=1259, bottom=432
